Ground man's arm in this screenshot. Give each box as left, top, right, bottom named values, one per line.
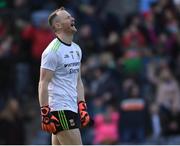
left=38, top=68, right=59, bottom=134
left=77, top=69, right=90, bottom=127
left=38, top=68, right=54, bottom=106
left=77, top=70, right=85, bottom=102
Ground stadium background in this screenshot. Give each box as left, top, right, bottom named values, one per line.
left=0, top=0, right=180, bottom=144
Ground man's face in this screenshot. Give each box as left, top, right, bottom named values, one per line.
left=56, top=10, right=77, bottom=33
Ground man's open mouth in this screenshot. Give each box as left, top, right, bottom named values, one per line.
left=71, top=22, right=75, bottom=27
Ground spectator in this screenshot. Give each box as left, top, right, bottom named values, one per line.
left=0, top=98, right=25, bottom=144
left=148, top=60, right=180, bottom=136
left=119, top=85, right=148, bottom=144
left=93, top=104, right=119, bottom=144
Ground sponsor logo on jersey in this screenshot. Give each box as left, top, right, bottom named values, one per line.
left=69, top=51, right=74, bottom=59
left=64, top=54, right=69, bottom=58
left=76, top=51, right=80, bottom=59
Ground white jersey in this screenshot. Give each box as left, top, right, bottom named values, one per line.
left=41, top=38, right=82, bottom=113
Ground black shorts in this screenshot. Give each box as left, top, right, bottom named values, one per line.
left=51, top=110, right=80, bottom=132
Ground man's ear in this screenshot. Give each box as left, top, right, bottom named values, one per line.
left=55, top=22, right=62, bottom=29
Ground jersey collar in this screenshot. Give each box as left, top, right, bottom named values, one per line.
left=57, top=37, right=71, bottom=46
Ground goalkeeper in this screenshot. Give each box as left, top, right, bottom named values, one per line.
left=38, top=7, right=90, bottom=145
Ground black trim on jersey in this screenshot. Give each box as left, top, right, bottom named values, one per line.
left=57, top=37, right=71, bottom=46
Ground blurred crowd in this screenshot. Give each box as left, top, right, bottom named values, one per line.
left=0, top=0, right=180, bottom=144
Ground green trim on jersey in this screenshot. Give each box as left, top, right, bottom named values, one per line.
left=51, top=40, right=61, bottom=52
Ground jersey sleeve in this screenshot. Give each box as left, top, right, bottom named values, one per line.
left=76, top=44, right=82, bottom=61
left=41, top=51, right=58, bottom=71
left=79, top=46, right=82, bottom=61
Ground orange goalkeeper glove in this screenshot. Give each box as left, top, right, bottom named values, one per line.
left=41, top=105, right=60, bottom=134
left=78, top=101, right=90, bottom=127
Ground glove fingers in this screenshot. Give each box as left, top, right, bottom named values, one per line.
left=82, top=117, right=90, bottom=125
left=42, top=121, right=59, bottom=133
left=81, top=112, right=88, bottom=121
left=47, top=125, right=52, bottom=133
left=43, top=124, right=48, bottom=132
left=50, top=123, right=56, bottom=133
left=78, top=101, right=87, bottom=111
left=86, top=115, right=90, bottom=122
left=81, top=114, right=90, bottom=127
left=80, top=111, right=88, bottom=118
left=41, top=106, right=60, bottom=133
left=84, top=115, right=90, bottom=126
left=42, top=122, right=56, bottom=133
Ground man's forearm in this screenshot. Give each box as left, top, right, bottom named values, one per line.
left=38, top=81, right=49, bottom=106
left=77, top=78, right=85, bottom=102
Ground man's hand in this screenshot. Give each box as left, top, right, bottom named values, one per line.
left=78, top=101, right=90, bottom=127
left=41, top=105, right=60, bottom=134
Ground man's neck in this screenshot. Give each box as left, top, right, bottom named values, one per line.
left=56, top=32, right=73, bottom=45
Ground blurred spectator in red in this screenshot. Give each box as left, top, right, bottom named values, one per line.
left=93, top=104, right=119, bottom=144
left=0, top=17, right=7, bottom=39
left=17, top=15, right=54, bottom=94
left=143, top=12, right=158, bottom=47
left=121, top=24, right=146, bottom=49
left=21, top=19, right=54, bottom=60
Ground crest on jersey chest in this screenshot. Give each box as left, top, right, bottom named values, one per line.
left=63, top=50, right=80, bottom=60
